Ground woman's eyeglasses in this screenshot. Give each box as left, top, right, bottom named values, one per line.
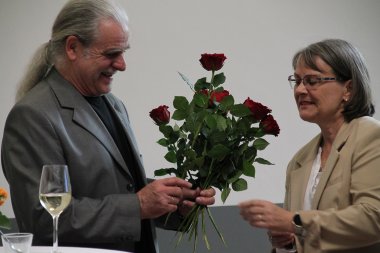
left=288, top=75, right=343, bottom=89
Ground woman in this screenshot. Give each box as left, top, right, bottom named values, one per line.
left=239, top=39, right=380, bottom=253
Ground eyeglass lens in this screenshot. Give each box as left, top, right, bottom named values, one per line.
left=288, top=75, right=340, bottom=88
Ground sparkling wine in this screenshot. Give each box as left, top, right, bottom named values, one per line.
left=40, top=192, right=72, bottom=216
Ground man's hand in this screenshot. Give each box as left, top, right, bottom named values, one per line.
left=137, top=177, right=192, bottom=219
left=177, top=187, right=216, bottom=216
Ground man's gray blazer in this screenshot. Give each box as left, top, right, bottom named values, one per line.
left=1, top=69, right=170, bottom=252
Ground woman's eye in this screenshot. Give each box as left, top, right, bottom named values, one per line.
left=306, top=76, right=319, bottom=85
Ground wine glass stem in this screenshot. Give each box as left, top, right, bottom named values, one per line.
left=52, top=215, right=60, bottom=253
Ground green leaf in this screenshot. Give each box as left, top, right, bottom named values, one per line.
left=221, top=187, right=231, bottom=203
left=194, top=77, right=210, bottom=91
left=255, top=157, right=274, bottom=165
left=238, top=142, right=248, bottom=156
left=216, top=115, right=227, bottom=131
left=157, top=138, right=168, bottom=147
left=208, top=144, right=230, bottom=160
left=237, top=117, right=253, bottom=134
left=232, top=178, right=248, bottom=191
left=209, top=131, right=227, bottom=144
left=245, top=146, right=258, bottom=160
left=172, top=110, right=188, bottom=120
left=213, top=72, right=226, bottom=87
left=205, top=115, right=217, bottom=130
left=227, top=170, right=243, bottom=183
left=184, top=149, right=197, bottom=160
left=193, top=93, right=209, bottom=108
left=0, top=212, right=11, bottom=230
left=219, top=95, right=234, bottom=110
left=164, top=151, right=177, bottom=163
left=242, top=160, right=255, bottom=177
left=173, top=96, right=189, bottom=111
left=230, top=104, right=252, bottom=118
left=168, top=131, right=180, bottom=144
left=159, top=125, right=173, bottom=138
left=195, top=156, right=205, bottom=167
left=253, top=138, right=269, bottom=150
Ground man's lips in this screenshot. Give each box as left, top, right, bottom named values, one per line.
left=101, top=71, right=114, bottom=77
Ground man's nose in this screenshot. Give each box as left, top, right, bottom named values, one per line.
left=113, top=54, right=126, bottom=71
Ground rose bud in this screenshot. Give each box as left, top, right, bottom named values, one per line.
left=199, top=53, right=227, bottom=71
left=260, top=115, right=280, bottom=136
left=149, top=105, right=170, bottom=125
left=243, top=97, right=271, bottom=121
left=210, top=90, right=230, bottom=104
left=198, top=89, right=209, bottom=96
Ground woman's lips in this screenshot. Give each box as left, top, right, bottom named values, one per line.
left=298, top=101, right=314, bottom=107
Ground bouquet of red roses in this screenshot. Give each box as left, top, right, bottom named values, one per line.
left=150, top=53, right=279, bottom=252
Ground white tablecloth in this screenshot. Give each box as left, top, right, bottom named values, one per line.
left=1, top=246, right=130, bottom=253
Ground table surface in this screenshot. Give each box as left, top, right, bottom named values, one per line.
left=1, top=246, right=129, bottom=253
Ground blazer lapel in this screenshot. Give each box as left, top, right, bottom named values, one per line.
left=290, top=135, right=321, bottom=210
left=311, top=122, right=350, bottom=209
left=47, top=70, right=130, bottom=177
left=311, top=150, right=339, bottom=209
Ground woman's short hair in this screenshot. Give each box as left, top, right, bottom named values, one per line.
left=292, top=39, right=375, bottom=122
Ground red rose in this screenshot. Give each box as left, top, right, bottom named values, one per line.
left=149, top=105, right=170, bottom=125
left=260, top=115, right=280, bottom=136
left=210, top=90, right=230, bottom=104
left=199, top=53, right=227, bottom=71
left=243, top=97, right=271, bottom=121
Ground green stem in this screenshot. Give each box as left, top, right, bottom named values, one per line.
left=210, top=70, right=215, bottom=88
left=206, top=207, right=226, bottom=246
left=190, top=123, right=203, bottom=148
left=201, top=158, right=215, bottom=189
left=202, top=208, right=211, bottom=250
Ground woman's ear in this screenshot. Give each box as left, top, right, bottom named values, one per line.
left=343, top=80, right=352, bottom=102
left=65, top=35, right=81, bottom=61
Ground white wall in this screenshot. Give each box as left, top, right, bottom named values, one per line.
left=0, top=0, right=379, bottom=217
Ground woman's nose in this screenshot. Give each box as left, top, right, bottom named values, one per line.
left=294, top=82, right=308, bottom=94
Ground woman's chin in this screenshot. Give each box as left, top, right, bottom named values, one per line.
left=299, top=113, right=316, bottom=123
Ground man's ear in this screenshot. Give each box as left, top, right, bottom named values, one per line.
left=65, top=35, right=81, bottom=61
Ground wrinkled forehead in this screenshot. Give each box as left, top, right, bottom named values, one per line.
left=92, top=18, right=129, bottom=48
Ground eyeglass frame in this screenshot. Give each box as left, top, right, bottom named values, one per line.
left=288, top=74, right=344, bottom=89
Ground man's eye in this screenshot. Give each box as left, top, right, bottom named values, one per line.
left=105, top=53, right=120, bottom=58
left=103, top=51, right=124, bottom=59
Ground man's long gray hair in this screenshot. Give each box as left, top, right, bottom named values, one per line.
left=16, top=0, right=129, bottom=101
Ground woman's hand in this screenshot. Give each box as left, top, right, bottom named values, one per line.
left=238, top=199, right=294, bottom=232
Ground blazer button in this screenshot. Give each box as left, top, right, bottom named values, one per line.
left=126, top=183, right=134, bottom=192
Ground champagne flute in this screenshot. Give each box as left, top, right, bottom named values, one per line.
left=39, top=164, right=72, bottom=253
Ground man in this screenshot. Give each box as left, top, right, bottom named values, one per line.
left=1, top=0, right=215, bottom=252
